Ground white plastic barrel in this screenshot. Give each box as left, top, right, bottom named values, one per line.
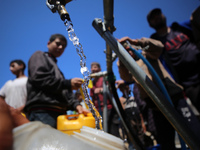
left=13, top=121, right=125, bottom=150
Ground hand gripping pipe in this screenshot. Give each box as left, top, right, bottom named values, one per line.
left=128, top=46, right=172, bottom=105
left=92, top=18, right=200, bottom=150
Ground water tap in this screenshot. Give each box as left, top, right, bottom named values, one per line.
left=46, top=0, right=72, bottom=21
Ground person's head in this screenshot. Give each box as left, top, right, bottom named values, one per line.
left=47, top=34, right=67, bottom=58
left=91, top=62, right=101, bottom=73
left=147, top=8, right=167, bottom=30
left=9, top=60, right=26, bottom=75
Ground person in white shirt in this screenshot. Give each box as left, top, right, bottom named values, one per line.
left=0, top=59, right=27, bottom=111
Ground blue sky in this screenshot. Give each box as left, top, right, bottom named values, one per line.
left=0, top=0, right=199, bottom=96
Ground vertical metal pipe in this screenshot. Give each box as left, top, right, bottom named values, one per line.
left=103, top=0, right=114, bottom=133
left=103, top=77, right=108, bottom=132
left=103, top=0, right=114, bottom=31
left=103, top=0, right=114, bottom=73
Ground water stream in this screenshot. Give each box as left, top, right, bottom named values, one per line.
left=64, top=20, right=103, bottom=130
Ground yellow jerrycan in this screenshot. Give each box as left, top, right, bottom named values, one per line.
left=57, top=113, right=95, bottom=135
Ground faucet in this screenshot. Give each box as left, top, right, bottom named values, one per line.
left=46, top=0, right=72, bottom=21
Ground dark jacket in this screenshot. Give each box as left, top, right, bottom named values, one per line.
left=151, top=22, right=200, bottom=88
left=24, top=51, right=80, bottom=112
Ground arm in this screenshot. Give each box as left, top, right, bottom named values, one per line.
left=71, top=78, right=83, bottom=90
left=0, top=98, right=30, bottom=150
left=118, top=37, right=164, bottom=59
left=138, top=37, right=164, bottom=59
left=62, top=90, right=90, bottom=113
left=117, top=59, right=134, bottom=82
left=0, top=81, right=8, bottom=100
left=0, top=99, right=13, bottom=150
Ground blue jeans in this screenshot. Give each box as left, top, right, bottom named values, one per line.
left=27, top=110, right=64, bottom=128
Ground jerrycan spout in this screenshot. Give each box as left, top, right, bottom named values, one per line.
left=46, top=0, right=72, bottom=21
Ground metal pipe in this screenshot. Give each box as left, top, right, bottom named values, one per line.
left=103, top=0, right=115, bottom=74
left=103, top=0, right=114, bottom=133
left=105, top=44, right=113, bottom=73
left=92, top=18, right=200, bottom=150
left=103, top=0, right=114, bottom=32
left=89, top=71, right=107, bottom=78
left=103, top=77, right=108, bottom=132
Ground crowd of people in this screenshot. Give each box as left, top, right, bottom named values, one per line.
left=0, top=6, right=200, bottom=150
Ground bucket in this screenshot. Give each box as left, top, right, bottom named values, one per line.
left=57, top=113, right=95, bottom=135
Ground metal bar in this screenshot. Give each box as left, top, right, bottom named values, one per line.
left=103, top=0, right=114, bottom=133
left=92, top=18, right=200, bottom=150
left=103, top=0, right=115, bottom=73
left=103, top=77, right=108, bottom=132
left=103, top=0, right=114, bottom=31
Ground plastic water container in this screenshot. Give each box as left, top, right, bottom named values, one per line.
left=13, top=122, right=106, bottom=150
left=72, top=126, right=126, bottom=150
left=57, top=113, right=96, bottom=135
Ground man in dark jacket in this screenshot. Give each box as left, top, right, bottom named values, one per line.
left=147, top=8, right=200, bottom=113
left=24, top=33, right=89, bottom=128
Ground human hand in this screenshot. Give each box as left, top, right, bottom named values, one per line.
left=94, top=88, right=103, bottom=94
left=117, top=37, right=139, bottom=49
left=76, top=105, right=90, bottom=114
left=71, top=78, right=83, bottom=90
left=115, top=80, right=125, bottom=89
left=117, top=37, right=130, bottom=43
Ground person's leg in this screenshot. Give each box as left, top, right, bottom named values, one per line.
left=174, top=98, right=200, bottom=140
left=153, top=110, right=175, bottom=150
left=185, top=84, right=200, bottom=113
left=107, top=108, right=120, bottom=137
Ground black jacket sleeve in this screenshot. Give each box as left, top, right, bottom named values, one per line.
left=62, top=90, right=81, bottom=110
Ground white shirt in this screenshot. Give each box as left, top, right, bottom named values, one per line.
left=0, top=77, right=27, bottom=108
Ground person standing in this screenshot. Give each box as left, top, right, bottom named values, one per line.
left=117, top=37, right=200, bottom=150
left=24, top=33, right=89, bottom=128
left=146, top=7, right=200, bottom=113
left=90, top=62, right=120, bottom=137
left=0, top=59, right=27, bottom=111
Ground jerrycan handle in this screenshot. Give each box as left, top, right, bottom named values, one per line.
left=66, top=114, right=81, bottom=120
left=65, top=113, right=93, bottom=120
